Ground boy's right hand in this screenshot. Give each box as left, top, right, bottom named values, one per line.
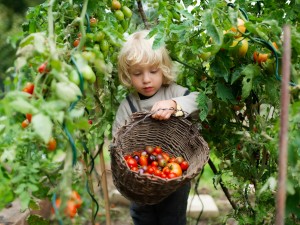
left=151, top=100, right=176, bottom=120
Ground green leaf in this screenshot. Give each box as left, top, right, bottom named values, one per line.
left=28, top=183, right=39, bottom=192
left=241, top=64, right=261, bottom=99
left=231, top=69, right=243, bottom=84
left=32, top=114, right=53, bottom=143
left=216, top=82, right=234, bottom=102
left=210, top=59, right=229, bottom=82
left=152, top=29, right=165, bottom=50
left=55, top=82, right=82, bottom=103
left=169, top=24, right=188, bottom=34
left=228, top=7, right=238, bottom=26
left=43, top=100, right=67, bottom=112
left=9, top=98, right=38, bottom=114
left=202, top=9, right=223, bottom=46
left=26, top=214, right=50, bottom=225
left=28, top=200, right=40, bottom=210
left=20, top=191, right=31, bottom=211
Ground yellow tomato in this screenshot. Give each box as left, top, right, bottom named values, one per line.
left=231, top=37, right=248, bottom=57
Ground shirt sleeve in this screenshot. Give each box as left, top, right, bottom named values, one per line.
left=112, top=100, right=132, bottom=137
left=168, top=83, right=199, bottom=116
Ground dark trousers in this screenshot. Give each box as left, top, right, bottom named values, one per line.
left=129, top=182, right=191, bottom=225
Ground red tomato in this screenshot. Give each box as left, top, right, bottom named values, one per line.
left=169, top=157, right=176, bottom=163
left=151, top=161, right=158, bottom=167
left=88, top=119, right=93, bottom=125
left=52, top=197, right=78, bottom=218
left=22, top=82, right=34, bottom=95
left=162, top=166, right=171, bottom=175
left=154, top=168, right=162, bottom=177
left=126, top=158, right=137, bottom=168
left=166, top=162, right=182, bottom=177
left=26, top=114, right=32, bottom=123
left=168, top=172, right=177, bottom=179
left=160, top=173, right=167, bottom=179
left=70, top=191, right=82, bottom=208
left=180, top=161, right=189, bottom=171
left=154, top=146, right=162, bottom=154
left=73, top=38, right=80, bottom=47
left=65, top=200, right=77, bottom=218
left=124, top=155, right=132, bottom=160
left=131, top=166, right=138, bottom=172
left=21, top=119, right=30, bottom=128
left=47, top=137, right=57, bottom=151
left=38, top=62, right=48, bottom=74
left=139, top=155, right=148, bottom=166
left=146, top=166, right=154, bottom=174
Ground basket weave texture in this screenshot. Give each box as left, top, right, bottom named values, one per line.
left=110, top=112, right=210, bottom=205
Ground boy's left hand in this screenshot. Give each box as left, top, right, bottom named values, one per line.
left=151, top=100, right=176, bottom=120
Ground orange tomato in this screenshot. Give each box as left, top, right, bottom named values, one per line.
left=47, top=137, right=57, bottom=151
left=70, top=191, right=83, bottom=208
left=21, top=119, right=30, bottom=128
left=229, top=18, right=246, bottom=37
left=165, top=162, right=182, bottom=177
left=111, top=0, right=121, bottom=10
left=253, top=51, right=269, bottom=65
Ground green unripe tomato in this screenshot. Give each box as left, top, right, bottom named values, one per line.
left=82, top=51, right=96, bottom=63
left=69, top=70, right=80, bottom=85
left=94, top=31, right=105, bottom=42
left=86, top=33, right=95, bottom=40
left=100, top=40, right=109, bottom=52
left=80, top=65, right=96, bottom=83
left=122, top=6, right=132, bottom=18
left=115, top=10, right=124, bottom=21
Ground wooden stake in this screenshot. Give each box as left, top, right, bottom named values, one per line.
left=275, top=25, right=291, bottom=225
left=98, top=144, right=111, bottom=225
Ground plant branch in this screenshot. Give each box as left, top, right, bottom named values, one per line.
left=136, top=0, right=150, bottom=29
left=208, top=159, right=238, bottom=210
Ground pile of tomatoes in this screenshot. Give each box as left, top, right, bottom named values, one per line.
left=124, top=146, right=189, bottom=179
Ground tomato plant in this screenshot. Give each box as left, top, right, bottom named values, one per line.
left=1, top=0, right=300, bottom=224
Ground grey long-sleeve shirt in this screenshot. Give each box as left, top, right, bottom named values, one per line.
left=112, top=83, right=199, bottom=136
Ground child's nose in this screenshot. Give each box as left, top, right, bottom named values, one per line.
left=142, top=73, right=151, bottom=83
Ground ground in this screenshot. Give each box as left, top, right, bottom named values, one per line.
left=0, top=154, right=234, bottom=225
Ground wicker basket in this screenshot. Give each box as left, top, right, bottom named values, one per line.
left=109, top=112, right=210, bottom=205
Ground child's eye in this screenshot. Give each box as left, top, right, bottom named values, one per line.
left=132, top=72, right=141, bottom=76
left=150, top=69, right=158, bottom=73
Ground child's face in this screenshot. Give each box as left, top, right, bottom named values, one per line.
left=129, top=63, right=163, bottom=97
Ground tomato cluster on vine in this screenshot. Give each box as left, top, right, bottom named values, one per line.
left=52, top=190, right=82, bottom=218
left=124, top=146, right=189, bottom=179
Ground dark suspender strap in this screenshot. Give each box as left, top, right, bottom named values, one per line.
left=126, top=95, right=137, bottom=113
left=183, top=89, right=190, bottom=96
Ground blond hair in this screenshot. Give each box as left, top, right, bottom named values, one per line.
left=118, top=30, right=175, bottom=88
